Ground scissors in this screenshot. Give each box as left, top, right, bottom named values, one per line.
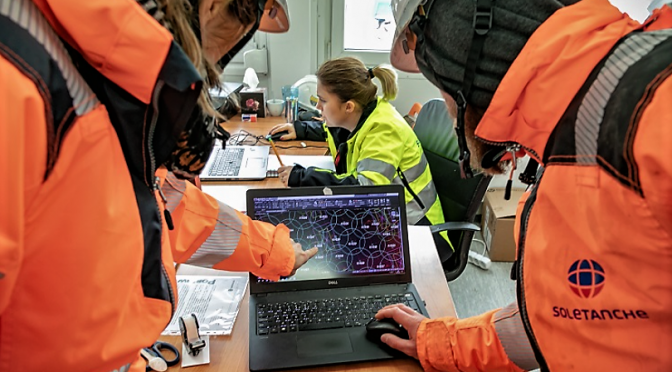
left=140, top=341, right=180, bottom=372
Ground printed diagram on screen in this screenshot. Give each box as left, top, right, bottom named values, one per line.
left=265, top=208, right=404, bottom=276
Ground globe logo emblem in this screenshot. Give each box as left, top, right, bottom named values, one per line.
left=567, top=259, right=605, bottom=299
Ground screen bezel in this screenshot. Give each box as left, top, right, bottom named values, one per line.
left=246, top=185, right=412, bottom=294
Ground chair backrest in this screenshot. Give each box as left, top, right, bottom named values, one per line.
left=414, top=99, right=492, bottom=281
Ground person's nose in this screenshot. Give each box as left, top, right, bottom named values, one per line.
left=316, top=101, right=323, bottom=111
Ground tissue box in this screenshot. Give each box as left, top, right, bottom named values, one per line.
left=241, top=113, right=257, bottom=122
left=240, top=87, right=267, bottom=118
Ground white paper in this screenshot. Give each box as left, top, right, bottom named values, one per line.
left=181, top=335, right=210, bottom=368
left=202, top=185, right=249, bottom=213
left=162, top=275, right=248, bottom=336
left=267, top=155, right=335, bottom=172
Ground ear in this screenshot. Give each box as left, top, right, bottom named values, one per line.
left=344, top=100, right=356, bottom=113
left=198, top=0, right=215, bottom=23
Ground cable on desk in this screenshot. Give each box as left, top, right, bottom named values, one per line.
left=227, top=130, right=329, bottom=149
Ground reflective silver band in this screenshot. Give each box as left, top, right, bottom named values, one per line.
left=186, top=200, right=242, bottom=267
left=357, top=158, right=397, bottom=181
left=575, top=31, right=669, bottom=164
left=0, top=0, right=98, bottom=116
left=493, top=302, right=539, bottom=371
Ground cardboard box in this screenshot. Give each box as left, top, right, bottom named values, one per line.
left=240, top=87, right=267, bottom=117
left=481, top=188, right=526, bottom=262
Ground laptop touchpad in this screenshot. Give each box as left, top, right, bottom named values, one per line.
left=296, top=333, right=353, bottom=358
left=247, top=157, right=266, bottom=168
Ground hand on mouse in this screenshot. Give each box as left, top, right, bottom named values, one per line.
left=278, top=165, right=294, bottom=187
left=375, top=304, right=427, bottom=359
left=269, top=123, right=296, bottom=140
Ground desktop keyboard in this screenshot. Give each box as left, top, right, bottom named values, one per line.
left=255, top=293, right=420, bottom=335
left=208, top=147, right=245, bottom=177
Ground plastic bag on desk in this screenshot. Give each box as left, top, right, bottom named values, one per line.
left=161, top=275, right=249, bottom=336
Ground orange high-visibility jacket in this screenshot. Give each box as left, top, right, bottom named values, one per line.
left=0, top=0, right=294, bottom=371
left=416, top=1, right=672, bottom=371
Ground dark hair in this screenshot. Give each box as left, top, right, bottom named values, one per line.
left=316, top=57, right=398, bottom=107
left=158, top=0, right=258, bottom=118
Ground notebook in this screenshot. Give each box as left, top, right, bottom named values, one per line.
left=199, top=144, right=269, bottom=181
left=246, top=185, right=429, bottom=371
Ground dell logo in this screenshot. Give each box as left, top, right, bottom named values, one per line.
left=328, top=280, right=338, bottom=285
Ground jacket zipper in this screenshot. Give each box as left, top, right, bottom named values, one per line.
left=146, top=81, right=176, bottom=315
left=396, top=167, right=425, bottom=210
left=516, top=175, right=549, bottom=371
left=474, top=136, right=542, bottom=163
left=476, top=137, right=549, bottom=370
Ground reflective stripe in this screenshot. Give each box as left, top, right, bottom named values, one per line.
left=493, top=302, right=539, bottom=371
left=163, top=172, right=186, bottom=212
left=186, top=200, right=242, bottom=267
left=357, top=174, right=375, bottom=186
left=402, top=155, right=429, bottom=183
left=357, top=158, right=397, bottom=181
left=575, top=31, right=668, bottom=164
left=399, top=179, right=437, bottom=225
left=109, top=364, right=131, bottom=372
left=0, top=0, right=98, bottom=116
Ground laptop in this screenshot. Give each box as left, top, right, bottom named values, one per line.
left=246, top=185, right=430, bottom=371
left=200, top=144, right=269, bottom=181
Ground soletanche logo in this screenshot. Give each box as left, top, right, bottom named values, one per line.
left=567, top=259, right=605, bottom=299
left=552, top=259, right=649, bottom=321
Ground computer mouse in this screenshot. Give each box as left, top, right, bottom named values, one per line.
left=365, top=318, right=409, bottom=342
left=269, top=130, right=289, bottom=141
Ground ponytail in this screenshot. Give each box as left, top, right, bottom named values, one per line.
left=316, top=57, right=399, bottom=109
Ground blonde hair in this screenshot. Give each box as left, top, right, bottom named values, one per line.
left=316, top=57, right=398, bottom=108
left=160, top=0, right=257, bottom=118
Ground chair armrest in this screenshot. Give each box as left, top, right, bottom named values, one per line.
left=429, top=221, right=480, bottom=234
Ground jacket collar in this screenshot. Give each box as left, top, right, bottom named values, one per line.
left=347, top=98, right=379, bottom=140
left=475, top=0, right=641, bottom=164
left=32, top=0, right=175, bottom=104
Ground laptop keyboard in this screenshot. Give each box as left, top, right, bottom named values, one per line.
left=256, top=293, right=420, bottom=335
left=208, top=147, right=245, bottom=177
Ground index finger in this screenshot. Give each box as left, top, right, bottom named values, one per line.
left=269, top=124, right=287, bottom=134
left=376, top=305, right=417, bottom=326
left=304, top=247, right=319, bottom=259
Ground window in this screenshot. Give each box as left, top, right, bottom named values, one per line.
left=343, top=0, right=395, bottom=52
left=330, top=0, right=395, bottom=65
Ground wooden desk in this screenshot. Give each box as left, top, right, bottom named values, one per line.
left=161, top=226, right=456, bottom=372
left=208, top=116, right=329, bottom=189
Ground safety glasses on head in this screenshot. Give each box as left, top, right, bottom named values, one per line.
left=217, top=0, right=290, bottom=68
left=390, top=0, right=493, bottom=179
left=188, top=0, right=290, bottom=69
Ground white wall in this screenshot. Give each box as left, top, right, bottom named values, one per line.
left=609, top=0, right=654, bottom=22
left=265, top=0, right=318, bottom=101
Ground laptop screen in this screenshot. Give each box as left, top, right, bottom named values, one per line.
left=247, top=186, right=412, bottom=293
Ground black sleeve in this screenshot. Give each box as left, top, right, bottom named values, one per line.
left=288, top=164, right=359, bottom=187
left=293, top=120, right=327, bottom=142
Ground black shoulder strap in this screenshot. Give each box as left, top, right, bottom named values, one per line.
left=544, top=29, right=672, bottom=196
left=0, top=2, right=97, bottom=180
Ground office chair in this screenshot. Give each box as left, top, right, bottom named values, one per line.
left=414, top=99, right=492, bottom=281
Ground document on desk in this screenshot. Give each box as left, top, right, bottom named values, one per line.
left=162, top=275, right=248, bottom=335
left=202, top=185, right=249, bottom=213
left=267, top=155, right=335, bottom=172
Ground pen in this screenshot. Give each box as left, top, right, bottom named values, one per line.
left=268, top=138, right=284, bottom=167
